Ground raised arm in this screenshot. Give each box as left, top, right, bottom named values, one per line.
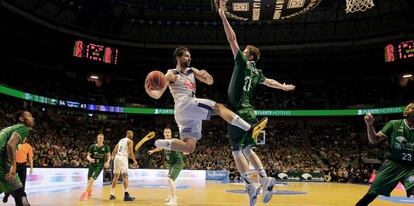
left=364, top=113, right=387, bottom=144
left=262, top=78, right=295, bottom=91
left=192, top=67, right=214, bottom=85
left=218, top=2, right=240, bottom=57
left=145, top=70, right=176, bottom=99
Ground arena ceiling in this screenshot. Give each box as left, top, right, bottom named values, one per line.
left=1, top=0, right=414, bottom=49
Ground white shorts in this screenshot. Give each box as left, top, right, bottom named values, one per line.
left=174, top=97, right=215, bottom=141
left=113, top=155, right=128, bottom=174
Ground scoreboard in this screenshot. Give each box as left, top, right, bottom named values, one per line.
left=385, top=40, right=414, bottom=63
left=73, top=40, right=118, bottom=64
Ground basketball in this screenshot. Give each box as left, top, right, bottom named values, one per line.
left=145, top=70, right=167, bottom=90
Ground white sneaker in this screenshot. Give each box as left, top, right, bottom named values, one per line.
left=260, top=177, right=276, bottom=203
left=246, top=183, right=260, bottom=206
left=166, top=196, right=177, bottom=206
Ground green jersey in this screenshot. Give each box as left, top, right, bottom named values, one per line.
left=165, top=150, right=184, bottom=165
left=0, top=124, right=29, bottom=152
left=380, top=119, right=414, bottom=165
left=88, top=144, right=110, bottom=166
left=229, top=49, right=266, bottom=109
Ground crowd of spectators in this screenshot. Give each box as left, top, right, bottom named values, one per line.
left=1, top=66, right=412, bottom=110
left=0, top=93, right=404, bottom=184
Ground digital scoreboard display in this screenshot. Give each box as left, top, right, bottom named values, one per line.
left=385, top=40, right=414, bottom=63
left=73, top=40, right=118, bottom=64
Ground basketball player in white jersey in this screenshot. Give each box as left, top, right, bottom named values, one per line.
left=109, top=130, right=138, bottom=201
left=145, top=46, right=268, bottom=154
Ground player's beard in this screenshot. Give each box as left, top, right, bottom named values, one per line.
left=181, top=60, right=190, bottom=68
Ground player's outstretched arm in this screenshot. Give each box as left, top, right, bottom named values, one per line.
left=192, top=67, right=214, bottom=85
left=148, top=147, right=163, bottom=155
left=218, top=1, right=240, bottom=57
left=262, top=78, right=295, bottom=91
left=364, top=113, right=387, bottom=144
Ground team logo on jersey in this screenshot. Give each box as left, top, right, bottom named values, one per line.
left=395, top=136, right=414, bottom=151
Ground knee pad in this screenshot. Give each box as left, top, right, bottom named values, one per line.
left=242, top=145, right=254, bottom=157
left=232, top=150, right=244, bottom=159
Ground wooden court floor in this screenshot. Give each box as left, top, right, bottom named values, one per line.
left=2, top=180, right=412, bottom=206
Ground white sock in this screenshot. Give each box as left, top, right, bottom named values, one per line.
left=155, top=139, right=173, bottom=150
left=231, top=115, right=251, bottom=131
left=258, top=168, right=268, bottom=178
left=111, top=188, right=114, bottom=195
left=124, top=188, right=128, bottom=193
left=241, top=172, right=253, bottom=184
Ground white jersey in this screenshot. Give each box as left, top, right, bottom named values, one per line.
left=116, top=137, right=129, bottom=157
left=168, top=68, right=196, bottom=106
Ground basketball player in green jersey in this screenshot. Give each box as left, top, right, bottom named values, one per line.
left=0, top=110, right=34, bottom=206
left=356, top=102, right=414, bottom=206
left=149, top=127, right=185, bottom=206
left=80, top=134, right=111, bottom=201
left=219, top=3, right=295, bottom=206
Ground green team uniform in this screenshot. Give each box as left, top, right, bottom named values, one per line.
left=368, top=119, right=414, bottom=196
left=87, top=144, right=110, bottom=180
left=0, top=124, right=29, bottom=193
left=165, top=150, right=184, bottom=181
left=227, top=49, right=266, bottom=151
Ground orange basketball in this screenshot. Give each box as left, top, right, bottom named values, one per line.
left=145, top=70, right=167, bottom=90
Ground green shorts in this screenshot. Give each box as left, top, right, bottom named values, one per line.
left=168, top=161, right=184, bottom=181
left=88, top=165, right=104, bottom=180
left=368, top=160, right=414, bottom=196
left=227, top=107, right=258, bottom=151
left=0, top=156, right=22, bottom=193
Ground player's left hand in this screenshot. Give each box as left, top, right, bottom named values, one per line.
left=29, top=168, right=33, bottom=175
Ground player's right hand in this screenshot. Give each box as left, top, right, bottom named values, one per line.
left=364, top=113, right=375, bottom=126
left=132, top=160, right=138, bottom=167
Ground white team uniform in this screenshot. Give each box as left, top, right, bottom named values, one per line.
left=168, top=67, right=216, bottom=140
left=114, top=137, right=130, bottom=174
